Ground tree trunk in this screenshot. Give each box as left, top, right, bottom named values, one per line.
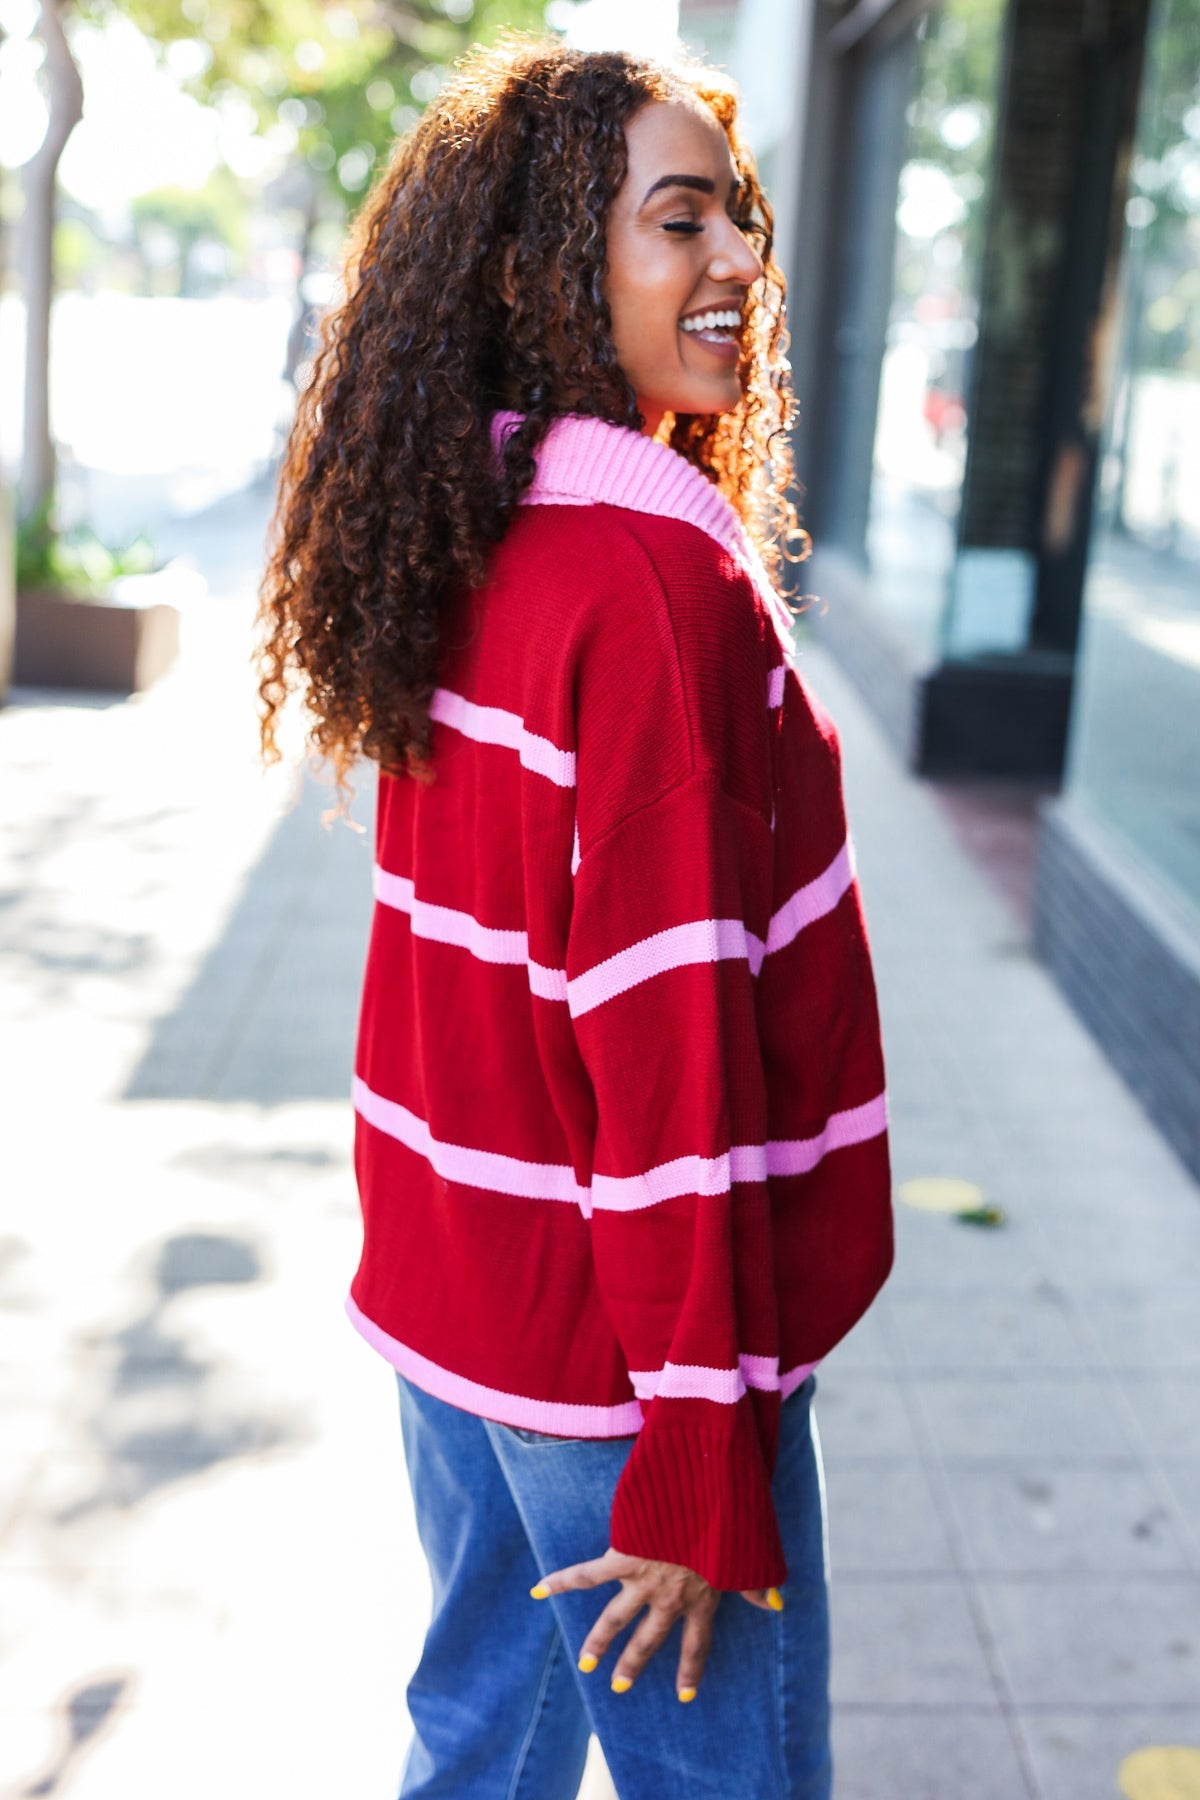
left=18, top=0, right=83, bottom=526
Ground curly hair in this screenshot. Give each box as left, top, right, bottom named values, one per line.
left=254, top=33, right=808, bottom=813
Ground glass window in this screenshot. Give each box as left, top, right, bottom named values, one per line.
left=1066, top=0, right=1200, bottom=922
left=863, top=0, right=1007, bottom=659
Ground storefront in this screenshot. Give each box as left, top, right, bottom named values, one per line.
left=1036, top=0, right=1200, bottom=1178
left=774, top=0, right=1157, bottom=777
left=681, top=0, right=1200, bottom=1174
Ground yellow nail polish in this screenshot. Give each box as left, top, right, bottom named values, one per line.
left=530, top=1584, right=550, bottom=1599
left=767, top=1587, right=785, bottom=1612
left=577, top=1653, right=598, bottom=1674
left=677, top=1687, right=697, bottom=1703
left=611, top=1676, right=633, bottom=1694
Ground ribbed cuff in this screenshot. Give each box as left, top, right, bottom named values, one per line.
left=608, top=1401, right=788, bottom=1591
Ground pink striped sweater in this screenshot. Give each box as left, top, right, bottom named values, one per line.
left=348, top=411, right=894, bottom=1589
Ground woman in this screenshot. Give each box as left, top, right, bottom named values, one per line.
left=256, top=35, right=893, bottom=1799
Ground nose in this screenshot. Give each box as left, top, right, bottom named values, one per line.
left=709, top=215, right=765, bottom=286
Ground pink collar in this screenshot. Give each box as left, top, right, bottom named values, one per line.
left=491, top=410, right=793, bottom=645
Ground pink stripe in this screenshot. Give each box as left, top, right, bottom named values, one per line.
left=767, top=663, right=786, bottom=709
left=765, top=840, right=856, bottom=958
left=593, top=1142, right=767, bottom=1213
left=353, top=1074, right=590, bottom=1209
left=429, top=685, right=576, bottom=788
left=739, top=1353, right=780, bottom=1391
left=373, top=863, right=569, bottom=1001
left=357, top=1073, right=884, bottom=1213
left=780, top=1360, right=820, bottom=1399
left=627, top=1353, right=786, bottom=1405
left=766, top=1092, right=889, bottom=1177
left=347, top=1295, right=645, bottom=1437
left=629, top=1362, right=745, bottom=1404
left=374, top=865, right=528, bottom=964
left=569, top=917, right=764, bottom=1018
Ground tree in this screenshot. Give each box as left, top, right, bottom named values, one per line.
left=17, top=0, right=548, bottom=528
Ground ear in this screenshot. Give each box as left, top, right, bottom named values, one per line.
left=497, top=238, right=518, bottom=309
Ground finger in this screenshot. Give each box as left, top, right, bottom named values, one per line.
left=577, top=1588, right=646, bottom=1673
left=675, top=1604, right=715, bottom=1700
left=738, top=1586, right=785, bottom=1612
left=531, top=1549, right=627, bottom=1599
left=611, top=1606, right=678, bottom=1691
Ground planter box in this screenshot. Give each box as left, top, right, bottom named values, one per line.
left=13, top=561, right=203, bottom=693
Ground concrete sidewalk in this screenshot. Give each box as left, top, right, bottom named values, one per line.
left=1, top=483, right=1198, bottom=1798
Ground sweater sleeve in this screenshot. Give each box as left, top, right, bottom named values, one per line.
left=566, top=762, right=787, bottom=1592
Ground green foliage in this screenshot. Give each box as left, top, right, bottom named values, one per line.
left=101, top=0, right=551, bottom=215
left=54, top=214, right=108, bottom=285
left=16, top=497, right=157, bottom=599
left=130, top=167, right=248, bottom=291
left=1124, top=0, right=1200, bottom=377
left=902, top=0, right=1007, bottom=284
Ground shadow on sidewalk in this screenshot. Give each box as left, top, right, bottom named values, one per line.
left=57, top=1228, right=293, bottom=1525
left=122, top=767, right=375, bottom=1105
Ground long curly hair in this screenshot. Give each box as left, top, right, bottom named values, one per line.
left=255, top=33, right=808, bottom=812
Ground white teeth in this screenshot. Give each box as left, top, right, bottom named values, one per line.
left=680, top=308, right=741, bottom=333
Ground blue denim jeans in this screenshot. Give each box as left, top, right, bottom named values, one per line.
left=393, top=1368, right=832, bottom=1799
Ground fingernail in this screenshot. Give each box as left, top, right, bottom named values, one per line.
left=577, top=1653, right=599, bottom=1674
left=530, top=1584, right=550, bottom=1599
left=611, top=1676, right=633, bottom=1694
left=677, top=1687, right=697, bottom=1704
left=767, top=1587, right=785, bottom=1612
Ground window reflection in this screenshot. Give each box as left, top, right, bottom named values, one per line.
left=865, top=0, right=1006, bottom=658
left=1069, top=0, right=1200, bottom=919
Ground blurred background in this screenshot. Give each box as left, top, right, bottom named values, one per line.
left=1, top=1, right=1199, bottom=1796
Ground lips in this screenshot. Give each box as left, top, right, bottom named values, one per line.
left=678, top=305, right=744, bottom=366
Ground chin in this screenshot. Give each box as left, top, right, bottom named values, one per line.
left=655, top=385, right=745, bottom=421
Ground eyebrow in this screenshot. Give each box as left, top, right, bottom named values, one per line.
left=639, top=173, right=717, bottom=208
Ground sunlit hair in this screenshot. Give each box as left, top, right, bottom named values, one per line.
left=255, top=33, right=808, bottom=810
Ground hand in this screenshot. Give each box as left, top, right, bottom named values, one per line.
left=531, top=1548, right=784, bottom=1701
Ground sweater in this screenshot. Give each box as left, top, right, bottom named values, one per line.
left=347, top=411, right=894, bottom=1591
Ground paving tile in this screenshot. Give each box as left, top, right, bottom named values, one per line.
left=977, top=1575, right=1200, bottom=1706
left=824, top=1459, right=959, bottom=1574
left=887, top=1281, right=1094, bottom=1373
left=942, top=1461, right=1192, bottom=1575
left=886, top=1209, right=1053, bottom=1291
left=912, top=1373, right=1139, bottom=1462
left=1115, top=1375, right=1200, bottom=1460
left=830, top=1577, right=998, bottom=1706
left=1157, top=1465, right=1200, bottom=1567
left=818, top=1300, right=896, bottom=1374
left=1071, top=1286, right=1200, bottom=1372
left=812, top=1370, right=924, bottom=1462
left=1021, top=1710, right=1200, bottom=1800
left=1038, top=1218, right=1200, bottom=1289
left=830, top=1707, right=1033, bottom=1800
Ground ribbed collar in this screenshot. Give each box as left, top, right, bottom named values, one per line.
left=491, top=410, right=793, bottom=645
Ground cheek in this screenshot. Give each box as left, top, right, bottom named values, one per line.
left=606, top=230, right=690, bottom=343
left=609, top=262, right=689, bottom=365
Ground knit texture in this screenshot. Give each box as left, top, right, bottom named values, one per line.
left=348, top=412, right=894, bottom=1590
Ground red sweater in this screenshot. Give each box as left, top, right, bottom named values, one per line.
left=348, top=412, right=893, bottom=1590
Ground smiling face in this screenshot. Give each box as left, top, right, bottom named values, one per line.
left=603, top=98, right=766, bottom=435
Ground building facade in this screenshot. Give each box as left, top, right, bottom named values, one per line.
left=680, top=0, right=1200, bottom=1176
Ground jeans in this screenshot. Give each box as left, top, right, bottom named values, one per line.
left=393, top=1368, right=833, bottom=1799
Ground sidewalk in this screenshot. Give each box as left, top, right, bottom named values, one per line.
left=1, top=483, right=1198, bottom=1799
